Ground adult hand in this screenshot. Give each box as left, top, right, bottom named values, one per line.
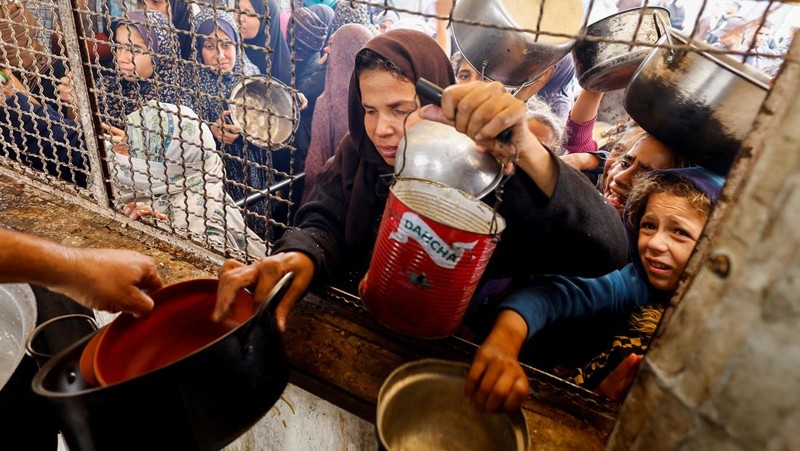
left=123, top=202, right=169, bottom=222
left=101, top=122, right=129, bottom=155
left=215, top=251, right=316, bottom=332
left=212, top=111, right=242, bottom=145
left=419, top=81, right=558, bottom=197
left=465, top=310, right=530, bottom=413
left=52, top=247, right=163, bottom=317
left=297, top=93, right=309, bottom=111
left=57, top=69, right=76, bottom=106
left=596, top=353, right=644, bottom=402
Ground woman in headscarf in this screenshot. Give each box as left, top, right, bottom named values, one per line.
left=288, top=6, right=335, bottom=174
left=214, top=29, right=627, bottom=343
left=301, top=23, right=374, bottom=204
left=57, top=10, right=191, bottom=128
left=235, top=0, right=292, bottom=83
left=110, top=101, right=267, bottom=258
left=192, top=7, right=272, bottom=239
left=99, top=10, right=192, bottom=128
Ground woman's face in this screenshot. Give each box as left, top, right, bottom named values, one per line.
left=115, top=26, right=155, bottom=81
left=202, top=27, right=237, bottom=74
left=236, top=0, right=260, bottom=40
left=455, top=60, right=480, bottom=84
left=359, top=69, right=421, bottom=166
left=142, top=0, right=170, bottom=17
left=604, top=135, right=676, bottom=214
left=637, top=192, right=706, bottom=291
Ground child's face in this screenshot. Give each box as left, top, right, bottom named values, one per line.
left=202, top=28, right=237, bottom=74
left=115, top=26, right=155, bottom=81
left=604, top=136, right=676, bottom=214
left=637, top=192, right=706, bottom=291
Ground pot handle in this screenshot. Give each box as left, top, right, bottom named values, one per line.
left=25, top=313, right=98, bottom=360
left=653, top=11, right=676, bottom=64
left=241, top=271, right=295, bottom=342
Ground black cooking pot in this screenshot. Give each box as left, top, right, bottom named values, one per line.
left=30, top=274, right=294, bottom=451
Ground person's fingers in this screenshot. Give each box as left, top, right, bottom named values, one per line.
left=473, top=360, right=503, bottom=411
left=124, top=289, right=156, bottom=318
left=465, top=357, right=488, bottom=401
left=273, top=280, right=307, bottom=333
left=418, top=104, right=453, bottom=125
left=214, top=263, right=259, bottom=322
left=502, top=377, right=530, bottom=412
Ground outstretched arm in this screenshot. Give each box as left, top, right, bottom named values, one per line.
left=0, top=228, right=163, bottom=316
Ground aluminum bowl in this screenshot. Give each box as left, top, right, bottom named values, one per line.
left=229, top=77, right=298, bottom=148
left=395, top=120, right=503, bottom=199
left=0, top=283, right=36, bottom=390
left=377, top=359, right=529, bottom=451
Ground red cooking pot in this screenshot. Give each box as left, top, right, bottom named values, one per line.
left=30, top=273, right=294, bottom=451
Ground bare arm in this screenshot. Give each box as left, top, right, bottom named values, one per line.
left=434, top=0, right=453, bottom=55
left=0, top=228, right=162, bottom=316
left=465, top=310, right=530, bottom=412
left=570, top=88, right=603, bottom=124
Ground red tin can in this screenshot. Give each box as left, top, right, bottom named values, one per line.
left=361, top=179, right=505, bottom=339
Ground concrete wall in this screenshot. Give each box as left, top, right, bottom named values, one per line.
left=606, top=32, right=800, bottom=451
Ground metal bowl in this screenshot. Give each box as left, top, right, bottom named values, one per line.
left=229, top=77, right=298, bottom=148
left=624, top=31, right=771, bottom=175
left=395, top=120, right=503, bottom=199
left=0, top=283, right=36, bottom=390
left=572, top=7, right=671, bottom=92
left=451, top=0, right=584, bottom=87
left=377, top=359, right=530, bottom=451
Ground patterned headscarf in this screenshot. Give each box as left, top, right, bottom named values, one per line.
left=331, top=1, right=370, bottom=32
left=192, top=8, right=259, bottom=123
left=292, top=7, right=329, bottom=60
left=100, top=10, right=190, bottom=128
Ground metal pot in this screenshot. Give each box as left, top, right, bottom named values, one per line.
left=624, top=31, right=771, bottom=175
left=377, top=359, right=529, bottom=450
left=0, top=283, right=36, bottom=391
left=29, top=275, right=294, bottom=451
left=229, top=76, right=299, bottom=148
left=451, top=0, right=585, bottom=88
left=395, top=120, right=503, bottom=199
left=572, top=7, right=671, bottom=92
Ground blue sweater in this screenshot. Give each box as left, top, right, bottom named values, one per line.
left=501, top=263, right=649, bottom=341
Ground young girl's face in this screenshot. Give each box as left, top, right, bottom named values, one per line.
left=115, top=26, right=155, bottom=81
left=359, top=68, right=421, bottom=166
left=637, top=192, right=706, bottom=291
left=202, top=27, right=237, bottom=74
left=604, top=135, right=676, bottom=214
left=236, top=0, right=260, bottom=40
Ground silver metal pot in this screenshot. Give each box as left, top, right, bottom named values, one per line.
left=572, top=7, right=671, bottom=92
left=624, top=31, right=771, bottom=174
left=0, top=283, right=36, bottom=391
left=451, top=0, right=585, bottom=88
left=395, top=120, right=503, bottom=199
left=377, top=359, right=529, bottom=451
left=229, top=77, right=299, bottom=148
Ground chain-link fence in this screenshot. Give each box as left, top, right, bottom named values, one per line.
left=0, top=0, right=795, bottom=263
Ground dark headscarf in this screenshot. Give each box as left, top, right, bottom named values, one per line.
left=242, top=0, right=292, bottom=83
left=330, top=29, right=454, bottom=251
left=292, top=7, right=329, bottom=61
left=169, top=0, right=194, bottom=59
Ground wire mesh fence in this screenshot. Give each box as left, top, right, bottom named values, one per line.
left=0, top=0, right=796, bottom=262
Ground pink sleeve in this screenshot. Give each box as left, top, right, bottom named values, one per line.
left=564, top=115, right=599, bottom=154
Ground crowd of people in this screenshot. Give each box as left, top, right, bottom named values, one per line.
left=2, top=0, right=794, bottom=436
